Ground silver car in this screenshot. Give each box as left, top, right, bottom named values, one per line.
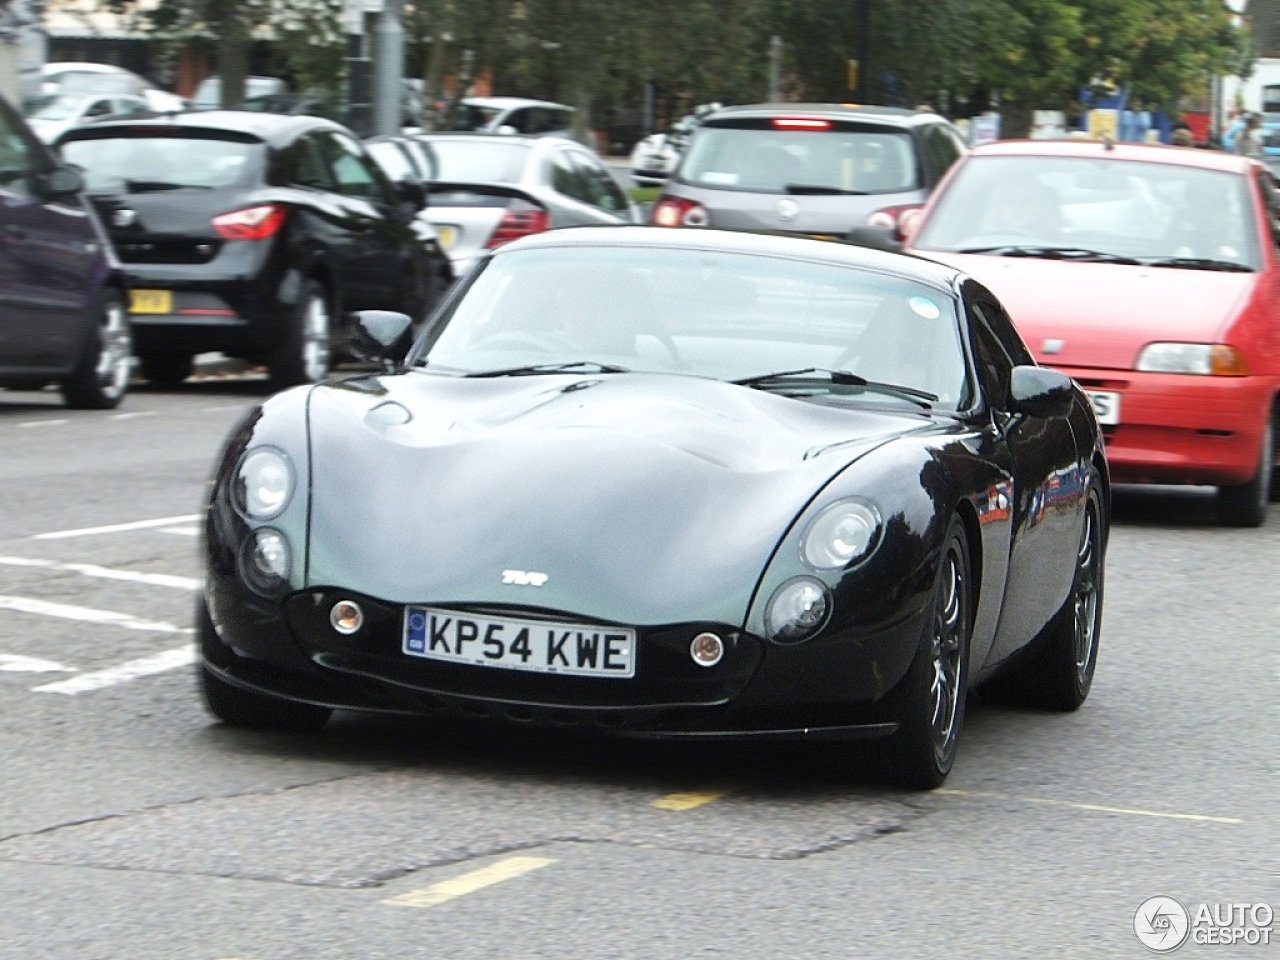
left=372, top=133, right=639, bottom=275
left=651, top=102, right=967, bottom=241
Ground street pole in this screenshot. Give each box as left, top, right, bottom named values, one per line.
left=372, top=0, right=404, bottom=137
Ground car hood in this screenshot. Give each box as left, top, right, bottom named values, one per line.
left=916, top=253, right=1254, bottom=368
left=303, top=372, right=938, bottom=625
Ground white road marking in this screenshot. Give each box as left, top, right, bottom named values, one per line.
left=936, top=788, right=1243, bottom=824
left=159, top=527, right=200, bottom=537
left=0, top=654, right=74, bottom=673
left=32, top=515, right=201, bottom=540
left=18, top=419, right=69, bottom=428
left=0, top=556, right=200, bottom=591
left=383, top=856, right=557, bottom=908
left=0, top=595, right=191, bottom=634
left=34, top=647, right=195, bottom=695
left=109, top=411, right=158, bottom=420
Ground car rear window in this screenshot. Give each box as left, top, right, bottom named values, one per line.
left=428, top=140, right=530, bottom=182
left=59, top=132, right=263, bottom=191
left=678, top=124, right=919, bottom=194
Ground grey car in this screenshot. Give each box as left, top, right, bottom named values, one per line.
left=650, top=102, right=967, bottom=241
left=378, top=133, right=639, bottom=275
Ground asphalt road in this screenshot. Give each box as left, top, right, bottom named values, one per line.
left=0, top=376, right=1275, bottom=959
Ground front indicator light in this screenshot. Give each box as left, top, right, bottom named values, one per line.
left=1136, top=343, right=1249, bottom=376
left=689, top=632, right=724, bottom=667
left=330, top=600, right=365, bottom=635
left=240, top=528, right=291, bottom=595
left=765, top=577, right=831, bottom=643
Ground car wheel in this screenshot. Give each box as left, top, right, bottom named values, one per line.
left=138, top=352, right=194, bottom=388
left=268, top=280, right=332, bottom=390
left=60, top=291, right=131, bottom=409
left=876, top=515, right=971, bottom=790
left=984, top=468, right=1105, bottom=711
left=1216, top=408, right=1275, bottom=526
left=197, top=600, right=332, bottom=733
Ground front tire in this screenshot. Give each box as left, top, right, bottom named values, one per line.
left=268, top=280, right=332, bottom=390
left=61, top=291, right=131, bottom=409
left=876, top=515, right=972, bottom=790
left=1216, top=408, right=1275, bottom=526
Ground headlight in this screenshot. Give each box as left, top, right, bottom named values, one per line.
left=765, top=576, right=831, bottom=643
left=801, top=499, right=882, bottom=570
left=239, top=527, right=291, bottom=596
left=234, top=447, right=294, bottom=519
left=1135, top=343, right=1248, bottom=376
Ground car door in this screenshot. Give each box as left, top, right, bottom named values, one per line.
left=0, top=96, right=103, bottom=372
left=312, top=129, right=423, bottom=313
left=969, top=293, right=1085, bottom=668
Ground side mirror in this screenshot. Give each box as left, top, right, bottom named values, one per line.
left=495, top=124, right=518, bottom=136
left=349, top=310, right=414, bottom=370
left=844, top=224, right=902, bottom=252
left=35, top=164, right=85, bottom=199
left=394, top=178, right=427, bottom=210
left=1007, top=365, right=1074, bottom=419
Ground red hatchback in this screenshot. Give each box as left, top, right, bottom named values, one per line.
left=904, top=139, right=1279, bottom=526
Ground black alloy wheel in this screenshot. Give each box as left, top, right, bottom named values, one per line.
left=268, top=279, right=333, bottom=390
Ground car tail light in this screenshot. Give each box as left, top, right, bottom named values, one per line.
left=485, top=198, right=550, bottom=248
left=212, top=203, right=287, bottom=241
left=866, top=203, right=923, bottom=241
left=771, top=117, right=831, bottom=131
left=650, top=196, right=709, bottom=227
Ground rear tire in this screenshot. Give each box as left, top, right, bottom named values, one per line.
left=61, top=291, right=131, bottom=409
left=268, top=279, right=332, bottom=390
left=1216, top=409, right=1274, bottom=526
left=138, top=351, right=194, bottom=388
left=875, top=515, right=971, bottom=790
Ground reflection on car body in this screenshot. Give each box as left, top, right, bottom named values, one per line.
left=200, top=225, right=1109, bottom=791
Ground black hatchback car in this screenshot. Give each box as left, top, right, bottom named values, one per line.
left=55, top=111, right=452, bottom=388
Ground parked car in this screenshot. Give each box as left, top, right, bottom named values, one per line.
left=23, top=90, right=151, bottom=143
left=198, top=224, right=1109, bottom=790
left=190, top=76, right=288, bottom=110
left=372, top=132, right=639, bottom=275
left=447, top=96, right=574, bottom=137
left=38, top=61, right=187, bottom=113
left=55, top=110, right=452, bottom=389
left=362, top=133, right=452, bottom=277
left=651, top=102, right=967, bottom=241
left=0, top=93, right=131, bottom=408
left=629, top=102, right=721, bottom=187
left=900, top=138, right=1280, bottom=526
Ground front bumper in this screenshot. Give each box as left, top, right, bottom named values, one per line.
left=1059, top=365, right=1274, bottom=486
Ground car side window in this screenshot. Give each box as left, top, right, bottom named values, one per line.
left=571, top=151, right=628, bottom=213
left=968, top=301, right=1017, bottom=406
left=551, top=151, right=589, bottom=202
left=0, top=102, right=36, bottom=197
left=84, top=98, right=115, bottom=119
left=317, top=131, right=394, bottom=205
left=923, top=124, right=962, bottom=184
left=286, top=136, right=332, bottom=190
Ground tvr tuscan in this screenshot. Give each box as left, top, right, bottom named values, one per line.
left=199, top=225, right=1109, bottom=789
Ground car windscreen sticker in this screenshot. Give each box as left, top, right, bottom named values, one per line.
left=908, top=296, right=941, bottom=320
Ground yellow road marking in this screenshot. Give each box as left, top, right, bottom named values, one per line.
left=651, top=788, right=734, bottom=810
left=383, top=856, right=557, bottom=908
left=937, top=789, right=1243, bottom=824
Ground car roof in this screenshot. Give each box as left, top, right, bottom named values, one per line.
left=494, top=224, right=964, bottom=290
left=462, top=96, right=573, bottom=111
left=54, top=109, right=353, bottom=146
left=966, top=137, right=1255, bottom=173
left=703, top=102, right=946, bottom=128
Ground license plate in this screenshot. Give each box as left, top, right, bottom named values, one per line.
left=435, top=226, right=455, bottom=250
left=1086, top=390, right=1121, bottom=425
left=129, top=289, right=172, bottom=314
left=403, top=606, right=636, bottom=678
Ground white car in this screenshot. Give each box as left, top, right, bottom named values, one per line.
left=41, top=61, right=187, bottom=113
left=448, top=97, right=575, bottom=138
left=24, top=91, right=151, bottom=143
left=629, top=132, right=681, bottom=187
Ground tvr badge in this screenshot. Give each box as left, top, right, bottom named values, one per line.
left=502, top=569, right=548, bottom=586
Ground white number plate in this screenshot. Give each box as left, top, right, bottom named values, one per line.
left=403, top=606, right=636, bottom=678
left=1085, top=390, right=1120, bottom=426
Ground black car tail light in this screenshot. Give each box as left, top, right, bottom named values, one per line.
left=485, top=198, right=550, bottom=248
left=211, top=203, right=287, bottom=241
left=650, top=196, right=709, bottom=227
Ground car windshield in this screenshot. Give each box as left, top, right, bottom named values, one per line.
left=678, top=125, right=918, bottom=194
left=449, top=104, right=503, bottom=132
left=25, top=94, right=87, bottom=121
left=59, top=134, right=262, bottom=191
left=425, top=139, right=530, bottom=181
left=415, top=245, right=972, bottom=410
left=912, top=154, right=1263, bottom=270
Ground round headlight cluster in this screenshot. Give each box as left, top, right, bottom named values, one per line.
left=765, top=576, right=831, bottom=643
left=234, top=447, right=294, bottom=520
left=239, top=527, right=291, bottom=596
left=801, top=499, right=882, bottom=570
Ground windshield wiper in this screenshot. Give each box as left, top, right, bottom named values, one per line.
left=784, top=184, right=870, bottom=196
left=1137, top=256, right=1254, bottom=272
left=464, top=360, right=630, bottom=378
left=731, top=368, right=937, bottom=406
left=955, top=245, right=1142, bottom=264
left=123, top=180, right=210, bottom=193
